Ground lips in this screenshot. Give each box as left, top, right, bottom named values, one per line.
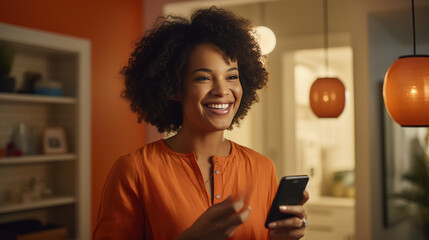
left=203, top=102, right=233, bottom=115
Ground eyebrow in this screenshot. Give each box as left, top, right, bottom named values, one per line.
left=192, top=67, right=238, bottom=73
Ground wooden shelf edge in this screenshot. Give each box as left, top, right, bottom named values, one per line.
left=0, top=154, right=76, bottom=165
left=0, top=93, right=76, bottom=104
left=0, top=196, right=76, bottom=214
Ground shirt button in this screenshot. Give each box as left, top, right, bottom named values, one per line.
left=215, top=170, right=220, bottom=175
left=215, top=194, right=221, bottom=199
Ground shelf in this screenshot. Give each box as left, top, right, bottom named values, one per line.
left=0, top=93, right=76, bottom=104
left=0, top=154, right=75, bottom=165
left=0, top=196, right=76, bottom=214
left=0, top=22, right=91, bottom=239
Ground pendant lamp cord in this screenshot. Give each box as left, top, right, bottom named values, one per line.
left=323, top=0, right=329, bottom=75
left=260, top=2, right=266, bottom=26
left=412, top=0, right=416, bottom=55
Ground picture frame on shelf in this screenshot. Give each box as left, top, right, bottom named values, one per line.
left=42, top=127, right=68, bottom=154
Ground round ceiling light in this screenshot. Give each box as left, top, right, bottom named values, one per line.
left=252, top=26, right=276, bottom=55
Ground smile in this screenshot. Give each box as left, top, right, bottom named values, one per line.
left=206, top=103, right=230, bottom=109
left=204, top=103, right=233, bottom=115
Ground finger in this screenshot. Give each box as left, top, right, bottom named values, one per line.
left=278, top=205, right=306, bottom=219
left=268, top=216, right=306, bottom=229
left=224, top=225, right=239, bottom=239
left=222, top=205, right=251, bottom=228
left=229, top=193, right=250, bottom=213
left=210, top=197, right=244, bottom=220
left=301, top=190, right=310, bottom=205
left=217, top=207, right=250, bottom=240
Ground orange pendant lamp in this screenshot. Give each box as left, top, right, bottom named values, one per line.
left=383, top=0, right=429, bottom=127
left=310, top=77, right=345, bottom=117
left=309, top=0, right=346, bottom=118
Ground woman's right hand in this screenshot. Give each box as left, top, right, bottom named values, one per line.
left=175, top=197, right=251, bottom=240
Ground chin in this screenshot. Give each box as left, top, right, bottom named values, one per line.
left=207, top=121, right=233, bottom=132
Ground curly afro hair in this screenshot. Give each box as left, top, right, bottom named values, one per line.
left=121, top=6, right=269, bottom=133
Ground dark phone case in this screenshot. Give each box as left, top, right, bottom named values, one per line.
left=264, top=175, right=309, bottom=228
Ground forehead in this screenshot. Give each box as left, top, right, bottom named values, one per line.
left=186, top=43, right=238, bottom=69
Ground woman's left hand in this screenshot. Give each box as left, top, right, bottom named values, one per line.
left=268, top=190, right=310, bottom=240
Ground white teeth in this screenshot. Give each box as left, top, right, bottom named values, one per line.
left=207, top=103, right=230, bottom=109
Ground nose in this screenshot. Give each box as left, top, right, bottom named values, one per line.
left=211, top=79, right=229, bottom=97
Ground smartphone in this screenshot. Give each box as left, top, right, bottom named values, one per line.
left=265, top=175, right=309, bottom=228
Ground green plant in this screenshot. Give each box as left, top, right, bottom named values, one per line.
left=0, top=42, right=14, bottom=76
left=395, top=139, right=429, bottom=239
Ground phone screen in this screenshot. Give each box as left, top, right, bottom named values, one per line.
left=265, top=175, right=309, bottom=228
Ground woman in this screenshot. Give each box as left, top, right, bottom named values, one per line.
left=94, top=7, right=308, bottom=240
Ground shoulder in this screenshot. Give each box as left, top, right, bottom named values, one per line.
left=112, top=140, right=166, bottom=172
left=230, top=141, right=275, bottom=169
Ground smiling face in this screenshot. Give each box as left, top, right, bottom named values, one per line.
left=180, top=43, right=243, bottom=133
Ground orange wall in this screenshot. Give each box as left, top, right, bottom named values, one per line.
left=0, top=0, right=146, bottom=233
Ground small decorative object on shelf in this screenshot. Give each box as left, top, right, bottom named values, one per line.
left=0, top=175, right=53, bottom=205
left=5, top=142, right=22, bottom=157
left=21, top=175, right=52, bottom=203
left=34, top=80, right=64, bottom=97
left=10, top=122, right=40, bottom=156
left=42, top=127, right=68, bottom=154
left=0, top=42, right=15, bottom=93
left=330, top=170, right=355, bottom=198
left=17, top=71, right=42, bottom=94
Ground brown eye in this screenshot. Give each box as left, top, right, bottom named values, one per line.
left=196, top=76, right=210, bottom=81
left=227, top=75, right=239, bottom=80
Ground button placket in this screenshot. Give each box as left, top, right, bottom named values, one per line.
left=212, top=156, right=223, bottom=204
left=188, top=153, right=212, bottom=206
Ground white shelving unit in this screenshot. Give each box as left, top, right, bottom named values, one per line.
left=0, top=23, right=90, bottom=240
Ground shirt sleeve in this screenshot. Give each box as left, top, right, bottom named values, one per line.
left=266, top=161, right=279, bottom=213
left=93, top=155, right=145, bottom=240
left=266, top=161, right=279, bottom=240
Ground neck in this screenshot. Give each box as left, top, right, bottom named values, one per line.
left=165, top=126, right=229, bottom=159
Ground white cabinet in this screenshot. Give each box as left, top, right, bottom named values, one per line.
left=0, top=23, right=90, bottom=240
left=304, top=197, right=355, bottom=240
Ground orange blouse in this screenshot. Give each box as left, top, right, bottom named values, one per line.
left=93, top=139, right=278, bottom=240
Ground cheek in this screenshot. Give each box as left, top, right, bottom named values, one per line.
left=233, top=83, right=243, bottom=103
left=185, top=86, right=208, bottom=105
